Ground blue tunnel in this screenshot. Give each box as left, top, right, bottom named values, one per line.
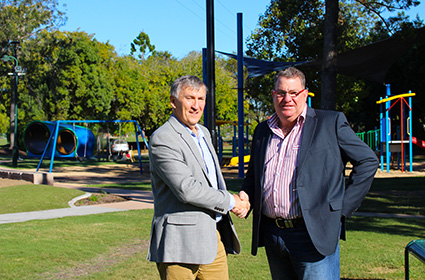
left=24, top=121, right=95, bottom=158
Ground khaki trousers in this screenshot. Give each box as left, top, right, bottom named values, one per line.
left=156, top=230, right=229, bottom=280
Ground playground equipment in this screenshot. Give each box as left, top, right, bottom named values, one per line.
left=24, top=120, right=148, bottom=173
left=356, top=128, right=381, bottom=153
left=24, top=121, right=95, bottom=159
left=412, top=136, right=425, bottom=149
left=377, top=85, right=416, bottom=172
left=307, top=92, right=315, bottom=107
left=216, top=120, right=249, bottom=166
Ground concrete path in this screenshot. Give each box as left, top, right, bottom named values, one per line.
left=0, top=181, right=155, bottom=225
left=1, top=163, right=425, bottom=225
left=0, top=206, right=128, bottom=224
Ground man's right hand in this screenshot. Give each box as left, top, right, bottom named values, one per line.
left=231, top=191, right=250, bottom=218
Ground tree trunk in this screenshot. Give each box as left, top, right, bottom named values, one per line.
left=321, top=0, right=339, bottom=110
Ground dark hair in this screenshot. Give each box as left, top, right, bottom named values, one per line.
left=274, top=67, right=306, bottom=88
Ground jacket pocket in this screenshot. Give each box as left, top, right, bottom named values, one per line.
left=166, top=214, right=198, bottom=226
left=329, top=200, right=343, bottom=211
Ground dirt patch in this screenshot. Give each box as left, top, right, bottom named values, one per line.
left=39, top=239, right=149, bottom=280
left=75, top=192, right=132, bottom=206
left=0, top=178, right=30, bottom=187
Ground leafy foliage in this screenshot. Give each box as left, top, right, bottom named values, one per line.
left=1, top=25, right=240, bottom=141
left=245, top=0, right=422, bottom=132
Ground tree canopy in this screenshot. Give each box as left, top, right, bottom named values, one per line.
left=1, top=30, right=240, bottom=144
left=2, top=0, right=425, bottom=149
left=245, top=0, right=423, bottom=135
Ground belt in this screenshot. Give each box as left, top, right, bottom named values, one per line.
left=263, top=216, right=305, bottom=229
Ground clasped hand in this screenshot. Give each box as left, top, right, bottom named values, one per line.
left=231, top=191, right=250, bottom=218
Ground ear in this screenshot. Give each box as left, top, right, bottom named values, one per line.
left=170, top=95, right=177, bottom=109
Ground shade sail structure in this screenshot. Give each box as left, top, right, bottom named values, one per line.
left=218, top=27, right=425, bottom=84
left=216, top=51, right=308, bottom=79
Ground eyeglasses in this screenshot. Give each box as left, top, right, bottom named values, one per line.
left=272, top=89, right=307, bottom=98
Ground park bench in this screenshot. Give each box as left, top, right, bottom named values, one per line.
left=405, top=239, right=425, bottom=279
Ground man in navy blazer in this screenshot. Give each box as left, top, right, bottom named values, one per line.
left=239, top=67, right=378, bottom=279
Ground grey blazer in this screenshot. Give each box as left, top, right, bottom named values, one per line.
left=147, top=116, right=241, bottom=264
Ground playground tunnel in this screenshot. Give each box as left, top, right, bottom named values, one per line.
left=24, top=121, right=95, bottom=158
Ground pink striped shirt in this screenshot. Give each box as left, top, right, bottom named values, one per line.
left=262, top=107, right=307, bottom=219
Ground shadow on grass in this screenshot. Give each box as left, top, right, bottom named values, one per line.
left=370, top=177, right=425, bottom=192
left=347, top=216, right=425, bottom=237
left=359, top=177, right=425, bottom=215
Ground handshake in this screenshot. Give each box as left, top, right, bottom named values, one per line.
left=231, top=191, right=250, bottom=219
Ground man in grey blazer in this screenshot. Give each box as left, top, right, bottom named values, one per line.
left=239, top=67, right=378, bottom=279
left=147, top=75, right=249, bottom=279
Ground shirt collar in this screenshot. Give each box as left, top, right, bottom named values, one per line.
left=172, top=114, right=202, bottom=138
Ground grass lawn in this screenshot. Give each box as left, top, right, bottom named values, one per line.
left=0, top=210, right=423, bottom=279
left=0, top=184, right=85, bottom=214
left=360, top=177, right=425, bottom=215
left=0, top=175, right=424, bottom=279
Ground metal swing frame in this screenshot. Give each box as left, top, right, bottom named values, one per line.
left=36, top=120, right=149, bottom=174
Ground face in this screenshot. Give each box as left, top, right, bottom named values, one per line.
left=171, top=86, right=206, bottom=132
left=273, top=76, right=308, bottom=126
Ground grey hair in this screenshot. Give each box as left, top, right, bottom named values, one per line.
left=274, top=67, right=306, bottom=88
left=170, top=75, right=208, bottom=98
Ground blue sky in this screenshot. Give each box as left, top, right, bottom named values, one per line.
left=59, top=0, right=425, bottom=59
left=59, top=0, right=271, bottom=58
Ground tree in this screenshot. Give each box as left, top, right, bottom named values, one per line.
left=0, top=0, right=66, bottom=149
left=321, top=0, right=338, bottom=110
left=21, top=30, right=115, bottom=124
left=0, top=0, right=66, bottom=51
left=130, top=31, right=156, bottom=60
left=321, top=0, right=420, bottom=110
left=246, top=0, right=420, bottom=122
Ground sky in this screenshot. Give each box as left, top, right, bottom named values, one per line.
left=58, top=0, right=425, bottom=59
left=58, top=0, right=271, bottom=59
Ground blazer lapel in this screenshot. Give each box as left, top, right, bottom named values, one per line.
left=200, top=126, right=226, bottom=190
left=255, top=122, right=273, bottom=188
left=168, top=116, right=208, bottom=175
left=297, top=107, right=317, bottom=171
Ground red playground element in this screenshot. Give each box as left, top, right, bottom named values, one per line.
left=412, top=137, right=425, bottom=149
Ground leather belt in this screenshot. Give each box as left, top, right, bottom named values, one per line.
left=263, top=216, right=305, bottom=229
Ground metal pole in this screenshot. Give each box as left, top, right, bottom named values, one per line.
left=206, top=0, right=217, bottom=150
left=408, top=92, right=413, bottom=172
left=400, top=97, right=404, bottom=172
left=11, top=41, right=20, bottom=167
left=237, top=13, right=244, bottom=178
left=202, top=48, right=208, bottom=127
left=385, top=84, right=391, bottom=173
left=379, top=97, right=384, bottom=171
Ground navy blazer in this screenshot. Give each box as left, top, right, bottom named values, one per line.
left=242, top=107, right=378, bottom=256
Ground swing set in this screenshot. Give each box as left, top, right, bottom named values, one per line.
left=33, top=120, right=149, bottom=174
